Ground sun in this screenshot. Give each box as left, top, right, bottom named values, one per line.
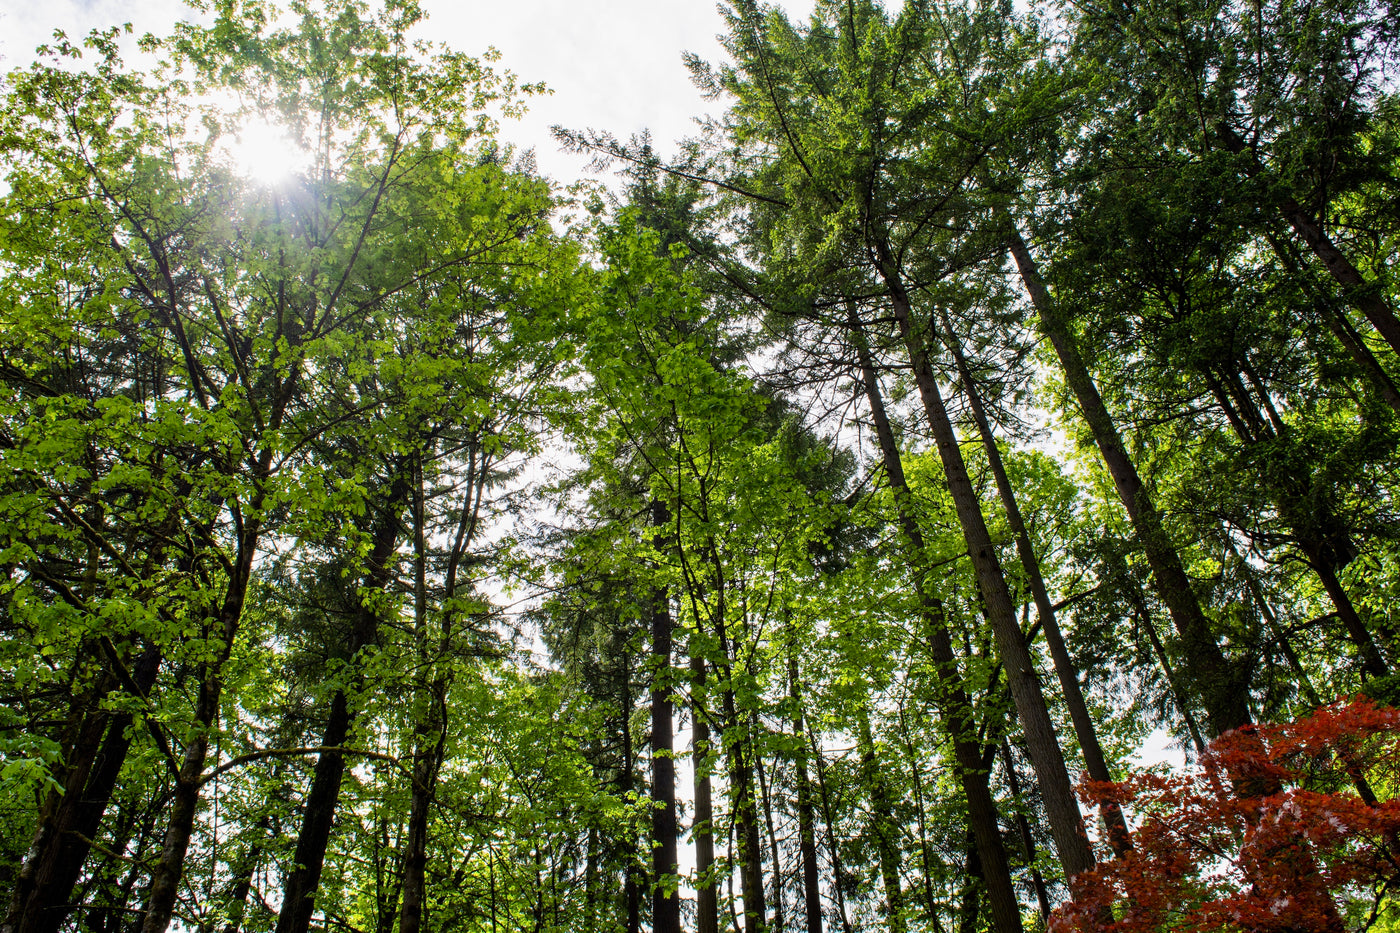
left=224, top=118, right=309, bottom=186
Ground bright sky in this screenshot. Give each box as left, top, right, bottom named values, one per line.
left=1, top=0, right=817, bottom=185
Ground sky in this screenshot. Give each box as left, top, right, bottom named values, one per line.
left=1, top=0, right=817, bottom=186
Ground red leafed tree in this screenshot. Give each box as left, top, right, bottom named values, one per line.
left=1053, top=698, right=1400, bottom=933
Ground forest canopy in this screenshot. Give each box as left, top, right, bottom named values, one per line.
left=0, top=0, right=1398, bottom=932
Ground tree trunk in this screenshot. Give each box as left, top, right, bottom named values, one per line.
left=4, top=643, right=163, bottom=933
left=809, top=732, right=853, bottom=933
left=217, top=838, right=265, bottom=933
left=141, top=496, right=268, bottom=933
left=938, top=307, right=1133, bottom=856
left=274, top=693, right=353, bottom=933
left=710, top=574, right=767, bottom=933
left=1213, top=122, right=1400, bottom=355
left=850, top=311, right=1024, bottom=933
left=1205, top=359, right=1388, bottom=679
left=276, top=483, right=406, bottom=933
left=723, top=689, right=767, bottom=933
left=1007, top=228, right=1250, bottom=739
left=955, top=830, right=981, bottom=933
left=856, top=707, right=906, bottom=933
left=870, top=258, right=1096, bottom=888
left=789, top=659, right=822, bottom=933
left=650, top=501, right=681, bottom=933
left=399, top=457, right=442, bottom=933
left=623, top=734, right=642, bottom=933
left=402, top=441, right=491, bottom=933
left=1264, top=230, right=1400, bottom=412
left=1000, top=740, right=1052, bottom=925
left=893, top=707, right=940, bottom=927
left=692, top=648, right=720, bottom=933
left=1305, top=542, right=1389, bottom=680
left=1134, top=597, right=1210, bottom=757
left=755, top=751, right=785, bottom=933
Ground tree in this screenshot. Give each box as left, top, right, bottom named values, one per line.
left=703, top=0, right=1097, bottom=891
left=0, top=3, right=571, bottom=930
left=1054, top=697, right=1400, bottom=933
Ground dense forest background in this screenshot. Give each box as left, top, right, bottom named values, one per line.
left=1, top=0, right=1398, bottom=931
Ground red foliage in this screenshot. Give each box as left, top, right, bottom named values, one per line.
left=1052, top=698, right=1400, bottom=933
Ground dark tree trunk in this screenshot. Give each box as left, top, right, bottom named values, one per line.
left=789, top=659, right=822, bottom=933
left=1264, top=230, right=1400, bottom=412
left=755, top=751, right=785, bottom=933
left=723, top=692, right=767, bottom=933
left=692, top=648, right=720, bottom=933
left=1008, top=228, right=1250, bottom=739
left=856, top=708, right=906, bottom=933
left=867, top=262, right=1096, bottom=889
left=5, top=643, right=163, bottom=933
left=276, top=482, right=407, bottom=933
left=620, top=654, right=642, bottom=933
left=709, top=576, right=767, bottom=933
left=1000, top=741, right=1052, bottom=924
left=809, top=733, right=852, bottom=933
left=938, top=308, right=1132, bottom=856
left=274, top=693, right=353, bottom=933
left=1205, top=358, right=1389, bottom=679
left=402, top=442, right=490, bottom=933
left=650, top=501, right=680, bottom=933
left=955, top=831, right=982, bottom=933
left=1305, top=543, right=1389, bottom=680
left=1283, top=202, right=1400, bottom=355
left=1213, top=122, right=1400, bottom=355
left=216, top=837, right=265, bottom=933
left=893, top=708, right=940, bottom=926
left=850, top=312, right=1023, bottom=933
left=399, top=456, right=436, bottom=933
left=142, top=496, right=269, bottom=933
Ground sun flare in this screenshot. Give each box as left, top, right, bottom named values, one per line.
left=224, top=118, right=309, bottom=186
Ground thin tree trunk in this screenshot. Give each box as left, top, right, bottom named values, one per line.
left=692, top=648, right=719, bottom=933
left=723, top=690, right=767, bottom=933
left=621, top=657, right=642, bottom=933
left=1212, top=123, right=1400, bottom=355
left=894, top=707, right=940, bottom=928
left=650, top=500, right=681, bottom=933
left=789, top=659, right=822, bottom=933
left=868, top=260, right=1096, bottom=888
left=142, top=494, right=269, bottom=933
left=5, top=643, right=163, bottom=933
left=850, top=311, right=1023, bottom=933
left=1283, top=202, right=1400, bottom=355
left=1000, top=741, right=1051, bottom=925
left=1135, top=599, right=1209, bottom=757
left=1263, top=230, right=1400, bottom=412
left=809, top=732, right=852, bottom=933
left=1205, top=360, right=1388, bottom=678
left=1224, top=538, right=1323, bottom=707
left=276, top=483, right=406, bottom=933
left=402, top=442, right=489, bottom=933
left=1306, top=545, right=1388, bottom=680
left=1007, top=228, right=1250, bottom=739
left=216, top=839, right=264, bottom=933
left=856, top=707, right=906, bottom=933
left=938, top=307, right=1132, bottom=856
left=399, top=454, right=436, bottom=933
left=711, top=577, right=767, bottom=933
left=585, top=826, right=599, bottom=933
left=756, top=751, right=785, bottom=933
